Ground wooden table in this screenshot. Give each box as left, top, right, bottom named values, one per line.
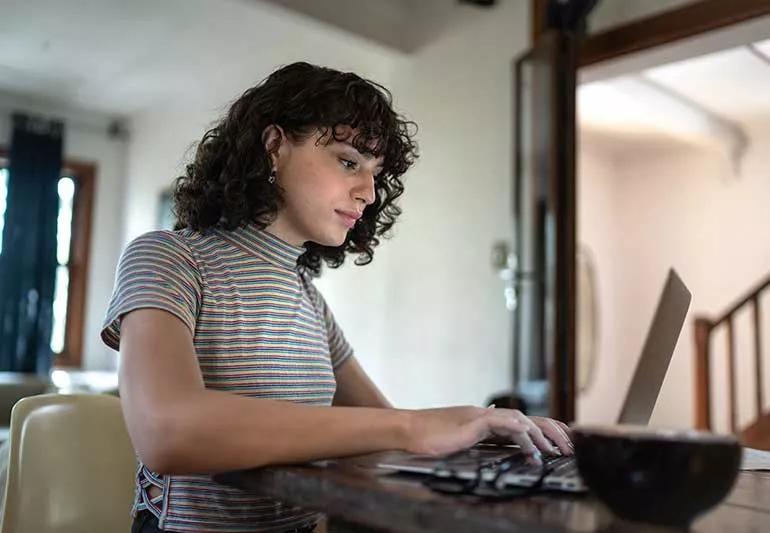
left=215, top=452, right=770, bottom=532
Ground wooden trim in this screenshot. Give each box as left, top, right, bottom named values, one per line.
left=579, top=0, right=770, bottom=67
left=727, top=317, right=737, bottom=433
left=694, top=318, right=712, bottom=430
left=741, top=413, right=770, bottom=450
left=553, top=32, right=577, bottom=423
left=753, top=297, right=764, bottom=417
left=54, top=159, right=96, bottom=368
left=531, top=0, right=548, bottom=45
left=513, top=33, right=577, bottom=422
left=694, top=276, right=770, bottom=432
left=713, top=275, right=770, bottom=326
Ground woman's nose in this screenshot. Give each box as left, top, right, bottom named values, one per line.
left=353, top=173, right=375, bottom=206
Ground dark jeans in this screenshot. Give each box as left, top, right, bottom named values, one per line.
left=131, top=510, right=318, bottom=533
left=131, top=511, right=164, bottom=532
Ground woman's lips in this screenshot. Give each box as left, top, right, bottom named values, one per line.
left=335, top=210, right=359, bottom=229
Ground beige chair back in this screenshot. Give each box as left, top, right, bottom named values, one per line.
left=1, top=393, right=136, bottom=533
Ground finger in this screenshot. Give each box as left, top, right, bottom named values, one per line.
left=485, top=416, right=540, bottom=460
left=515, top=414, right=560, bottom=456
left=489, top=410, right=558, bottom=457
left=554, top=420, right=575, bottom=451
left=555, top=420, right=573, bottom=437
left=532, top=417, right=570, bottom=453
left=538, top=418, right=573, bottom=455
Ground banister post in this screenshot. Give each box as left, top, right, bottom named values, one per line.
left=694, top=318, right=712, bottom=430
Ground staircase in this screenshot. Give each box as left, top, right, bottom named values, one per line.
left=693, top=273, right=770, bottom=450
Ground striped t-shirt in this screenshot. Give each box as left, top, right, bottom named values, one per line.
left=101, top=224, right=354, bottom=532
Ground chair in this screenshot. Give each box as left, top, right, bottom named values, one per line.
left=0, top=393, right=136, bottom=533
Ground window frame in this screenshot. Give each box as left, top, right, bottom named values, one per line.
left=0, top=149, right=95, bottom=368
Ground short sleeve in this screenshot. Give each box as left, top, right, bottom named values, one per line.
left=101, top=230, right=202, bottom=351
left=305, top=281, right=354, bottom=370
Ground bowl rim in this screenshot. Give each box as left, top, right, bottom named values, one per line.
left=572, top=424, right=741, bottom=444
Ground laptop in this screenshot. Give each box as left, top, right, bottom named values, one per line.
left=376, top=268, right=692, bottom=493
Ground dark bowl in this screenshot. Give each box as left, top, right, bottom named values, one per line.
left=572, top=425, right=742, bottom=528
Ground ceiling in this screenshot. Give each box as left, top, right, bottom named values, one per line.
left=2, top=0, right=770, bottom=143
left=643, top=42, right=770, bottom=127
left=0, top=0, right=491, bottom=117
left=579, top=16, right=770, bottom=156
left=0, top=0, right=212, bottom=115
left=580, top=39, right=770, bottom=131
left=256, top=0, right=470, bottom=53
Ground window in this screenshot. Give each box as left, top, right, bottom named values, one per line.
left=0, top=168, right=8, bottom=254
left=0, top=154, right=95, bottom=367
left=50, top=176, right=75, bottom=354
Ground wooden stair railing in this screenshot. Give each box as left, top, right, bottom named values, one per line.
left=694, top=273, right=770, bottom=449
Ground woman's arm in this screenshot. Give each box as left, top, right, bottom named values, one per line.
left=119, top=309, right=572, bottom=476
left=332, top=356, right=392, bottom=408
left=120, top=308, right=409, bottom=474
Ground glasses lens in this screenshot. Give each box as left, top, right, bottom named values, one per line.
left=424, top=476, right=476, bottom=494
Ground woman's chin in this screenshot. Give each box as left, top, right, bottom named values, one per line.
left=312, top=232, right=347, bottom=248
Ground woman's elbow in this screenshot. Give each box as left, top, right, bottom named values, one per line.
left=127, top=409, right=186, bottom=474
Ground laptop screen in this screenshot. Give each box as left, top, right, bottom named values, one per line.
left=616, top=269, right=692, bottom=425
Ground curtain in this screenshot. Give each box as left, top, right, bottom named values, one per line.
left=0, top=113, right=64, bottom=375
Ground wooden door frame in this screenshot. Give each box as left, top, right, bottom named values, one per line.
left=532, top=0, right=770, bottom=63
left=55, top=159, right=95, bottom=368
left=528, top=0, right=770, bottom=420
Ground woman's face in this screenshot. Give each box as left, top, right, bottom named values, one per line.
left=265, top=126, right=383, bottom=248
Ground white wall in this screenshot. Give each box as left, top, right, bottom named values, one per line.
left=577, top=126, right=770, bottom=430
left=317, top=1, right=532, bottom=408
left=0, top=91, right=127, bottom=370
left=575, top=133, right=624, bottom=424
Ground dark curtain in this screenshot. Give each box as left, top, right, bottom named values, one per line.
left=0, top=113, right=63, bottom=375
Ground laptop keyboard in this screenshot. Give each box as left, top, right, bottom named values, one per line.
left=546, top=456, right=578, bottom=477
left=500, top=456, right=578, bottom=478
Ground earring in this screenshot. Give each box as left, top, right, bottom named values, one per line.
left=268, top=169, right=277, bottom=184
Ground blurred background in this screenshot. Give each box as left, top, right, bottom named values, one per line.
left=0, top=0, right=768, bottom=446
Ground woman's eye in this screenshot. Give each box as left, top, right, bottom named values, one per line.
left=339, top=158, right=358, bottom=170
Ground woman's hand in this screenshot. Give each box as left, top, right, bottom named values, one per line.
left=404, top=406, right=573, bottom=462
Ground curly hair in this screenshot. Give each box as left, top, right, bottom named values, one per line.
left=172, top=61, right=418, bottom=276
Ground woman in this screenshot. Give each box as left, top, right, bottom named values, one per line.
left=102, top=61, right=573, bottom=533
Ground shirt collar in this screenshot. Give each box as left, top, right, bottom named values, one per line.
left=223, top=223, right=305, bottom=271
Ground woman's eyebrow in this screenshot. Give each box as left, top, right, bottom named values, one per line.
left=338, top=141, right=378, bottom=161
left=337, top=142, right=385, bottom=172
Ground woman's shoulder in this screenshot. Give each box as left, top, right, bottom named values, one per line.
left=124, top=227, right=219, bottom=256
left=120, top=228, right=209, bottom=275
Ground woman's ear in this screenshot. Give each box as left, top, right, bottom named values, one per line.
left=261, top=124, right=286, bottom=167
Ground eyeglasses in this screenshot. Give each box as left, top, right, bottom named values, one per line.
left=422, top=450, right=552, bottom=500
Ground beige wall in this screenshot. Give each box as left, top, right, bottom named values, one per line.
left=317, top=0, right=532, bottom=408
left=577, top=125, right=770, bottom=430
